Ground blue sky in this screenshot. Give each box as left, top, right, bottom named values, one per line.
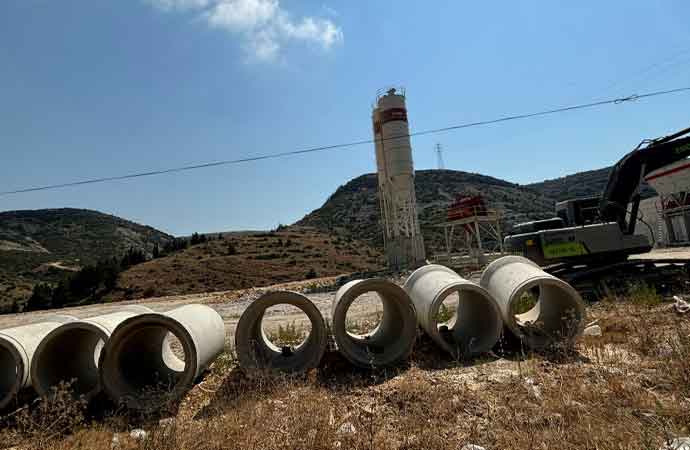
left=1, top=1, right=689, bottom=235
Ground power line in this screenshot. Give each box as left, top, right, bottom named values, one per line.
left=2, top=86, right=690, bottom=197
left=601, top=47, right=690, bottom=95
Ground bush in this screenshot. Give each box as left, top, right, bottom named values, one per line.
left=190, top=233, right=207, bottom=246
left=26, top=283, right=53, bottom=311
left=305, top=268, right=318, bottom=279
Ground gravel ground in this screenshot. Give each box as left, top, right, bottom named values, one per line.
left=0, top=277, right=385, bottom=341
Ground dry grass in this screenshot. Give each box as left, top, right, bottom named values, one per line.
left=265, top=321, right=311, bottom=348
left=107, top=228, right=383, bottom=301
left=2, top=298, right=690, bottom=450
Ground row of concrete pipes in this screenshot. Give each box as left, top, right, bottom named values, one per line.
left=0, top=304, right=225, bottom=412
left=0, top=255, right=586, bottom=411
left=235, top=255, right=587, bottom=373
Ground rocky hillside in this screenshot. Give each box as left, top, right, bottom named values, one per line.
left=0, top=208, right=172, bottom=307
left=106, top=228, right=383, bottom=301
left=525, top=166, right=656, bottom=201
left=297, top=170, right=559, bottom=252
left=296, top=166, right=655, bottom=253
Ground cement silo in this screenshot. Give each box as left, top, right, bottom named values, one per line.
left=372, top=88, right=426, bottom=269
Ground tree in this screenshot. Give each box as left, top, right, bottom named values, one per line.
left=26, top=284, right=53, bottom=311
left=163, top=238, right=188, bottom=254
left=227, top=242, right=238, bottom=255
left=190, top=233, right=207, bottom=245
left=121, top=247, right=146, bottom=270
left=152, top=243, right=160, bottom=259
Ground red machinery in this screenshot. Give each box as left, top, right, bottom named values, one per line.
left=447, top=194, right=488, bottom=222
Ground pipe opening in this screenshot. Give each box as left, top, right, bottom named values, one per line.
left=261, top=305, right=313, bottom=355
left=434, top=287, right=502, bottom=355
left=0, top=345, right=18, bottom=404
left=34, top=327, right=103, bottom=398
left=436, top=292, right=459, bottom=332
left=511, top=281, right=584, bottom=347
left=333, top=280, right=417, bottom=367
left=513, top=287, right=540, bottom=318
left=162, top=332, right=187, bottom=372
left=114, top=325, right=190, bottom=395
left=345, top=292, right=384, bottom=338
left=236, top=291, right=327, bottom=372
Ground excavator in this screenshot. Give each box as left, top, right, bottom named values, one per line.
left=504, top=124, right=690, bottom=298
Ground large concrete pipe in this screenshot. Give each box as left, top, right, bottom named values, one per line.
left=99, top=304, right=225, bottom=410
left=31, top=306, right=152, bottom=401
left=479, top=255, right=586, bottom=349
left=235, top=291, right=327, bottom=373
left=404, top=265, right=502, bottom=357
left=331, top=279, right=417, bottom=368
left=0, top=315, right=75, bottom=410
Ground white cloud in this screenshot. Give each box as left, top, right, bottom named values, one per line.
left=147, top=0, right=343, bottom=62
left=206, top=0, right=279, bottom=31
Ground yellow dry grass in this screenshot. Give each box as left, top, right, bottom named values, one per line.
left=2, top=298, right=689, bottom=450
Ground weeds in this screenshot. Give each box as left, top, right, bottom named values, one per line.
left=628, top=283, right=663, bottom=306
left=3, top=297, right=690, bottom=450
left=345, top=311, right=383, bottom=336
left=265, top=321, right=310, bottom=348
left=434, top=302, right=455, bottom=324
left=0, top=381, right=87, bottom=449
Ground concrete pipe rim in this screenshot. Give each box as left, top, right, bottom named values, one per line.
left=116, top=305, right=156, bottom=315
left=31, top=321, right=109, bottom=400
left=332, top=278, right=417, bottom=368
left=235, top=291, right=327, bottom=373
left=479, top=255, right=540, bottom=287
left=507, top=277, right=586, bottom=348
left=0, top=336, right=25, bottom=411
left=100, top=313, right=198, bottom=410
left=403, top=264, right=460, bottom=292
left=429, top=282, right=502, bottom=357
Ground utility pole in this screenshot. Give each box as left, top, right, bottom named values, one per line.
left=435, top=143, right=445, bottom=170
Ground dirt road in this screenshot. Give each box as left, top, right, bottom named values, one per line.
left=0, top=278, right=385, bottom=343
left=4, top=246, right=688, bottom=338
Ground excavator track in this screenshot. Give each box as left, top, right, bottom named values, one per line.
left=544, top=258, right=690, bottom=301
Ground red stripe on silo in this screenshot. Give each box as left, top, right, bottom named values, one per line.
left=645, top=161, right=690, bottom=181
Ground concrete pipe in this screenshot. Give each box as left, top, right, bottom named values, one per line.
left=331, top=279, right=417, bottom=368
left=99, top=304, right=225, bottom=410
left=31, top=306, right=152, bottom=401
left=0, top=315, right=76, bottom=410
left=235, top=291, right=327, bottom=373
left=403, top=264, right=502, bottom=357
left=479, top=255, right=586, bottom=349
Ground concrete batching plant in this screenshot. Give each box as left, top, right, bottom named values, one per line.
left=372, top=88, right=426, bottom=269
left=643, top=159, right=690, bottom=245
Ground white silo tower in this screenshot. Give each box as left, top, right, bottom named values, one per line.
left=372, top=87, right=426, bottom=269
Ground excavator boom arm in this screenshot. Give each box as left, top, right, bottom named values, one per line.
left=599, top=126, right=690, bottom=232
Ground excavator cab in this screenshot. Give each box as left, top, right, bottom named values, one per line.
left=556, top=196, right=601, bottom=226
left=506, top=125, right=690, bottom=267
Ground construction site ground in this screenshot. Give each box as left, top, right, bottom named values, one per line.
left=2, top=247, right=689, bottom=334
left=1, top=248, right=690, bottom=449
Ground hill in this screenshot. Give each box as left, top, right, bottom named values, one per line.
left=525, top=167, right=612, bottom=201
left=525, top=166, right=656, bottom=201
left=297, top=170, right=558, bottom=252
left=105, top=227, right=383, bottom=301
left=0, top=208, right=172, bottom=309
left=296, top=166, right=661, bottom=253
